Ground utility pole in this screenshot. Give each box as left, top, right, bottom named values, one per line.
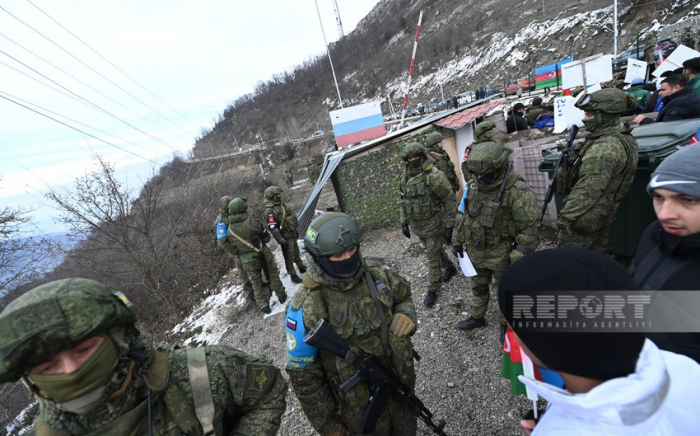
left=315, top=0, right=344, bottom=108
left=542, top=0, right=545, bottom=15
left=332, top=0, right=344, bottom=39
left=613, top=0, right=618, bottom=57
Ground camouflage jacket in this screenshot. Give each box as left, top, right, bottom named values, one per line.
left=525, top=106, right=543, bottom=126
left=399, top=163, right=457, bottom=237
left=453, top=170, right=539, bottom=268
left=285, top=260, right=416, bottom=435
left=557, top=123, right=638, bottom=232
left=227, top=213, right=271, bottom=263
left=30, top=345, right=286, bottom=436
left=263, top=201, right=299, bottom=243
left=214, top=212, right=236, bottom=259
left=426, top=147, right=460, bottom=192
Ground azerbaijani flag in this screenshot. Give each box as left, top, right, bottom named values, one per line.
left=535, top=57, right=574, bottom=90
left=689, top=127, right=700, bottom=145
left=500, top=326, right=564, bottom=396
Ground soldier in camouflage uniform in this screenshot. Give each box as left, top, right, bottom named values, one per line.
left=398, top=142, right=457, bottom=308
left=424, top=131, right=460, bottom=192
left=307, top=155, right=324, bottom=184
left=227, top=197, right=287, bottom=313
left=452, top=142, right=540, bottom=331
left=0, top=278, right=286, bottom=435
left=525, top=97, right=544, bottom=126
left=215, top=195, right=255, bottom=297
left=285, top=212, right=418, bottom=436
left=556, top=88, right=638, bottom=251
left=263, top=186, right=306, bottom=284
left=682, top=26, right=696, bottom=49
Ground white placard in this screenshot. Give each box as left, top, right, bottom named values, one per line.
left=653, top=45, right=700, bottom=77
left=553, top=95, right=585, bottom=134
left=561, top=54, right=613, bottom=89
left=624, top=58, right=648, bottom=83
left=458, top=252, right=477, bottom=277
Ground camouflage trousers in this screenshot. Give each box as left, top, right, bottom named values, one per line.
left=281, top=236, right=306, bottom=276
left=241, top=246, right=286, bottom=310
left=233, top=254, right=253, bottom=297
left=469, top=266, right=507, bottom=322
left=557, top=217, right=612, bottom=253
left=419, top=235, right=454, bottom=293
left=341, top=377, right=418, bottom=436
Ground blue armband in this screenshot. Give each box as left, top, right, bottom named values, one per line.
left=285, top=305, right=318, bottom=369
left=216, top=222, right=228, bottom=240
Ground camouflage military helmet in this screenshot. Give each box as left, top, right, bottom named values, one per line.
left=425, top=132, right=444, bottom=148
left=228, top=197, right=248, bottom=214
left=304, top=212, right=363, bottom=257
left=219, top=195, right=233, bottom=213
left=399, top=142, right=427, bottom=161
left=463, top=141, right=511, bottom=175
left=575, top=88, right=629, bottom=114
left=264, top=185, right=283, bottom=200
left=0, top=278, right=135, bottom=383
left=475, top=121, right=496, bottom=137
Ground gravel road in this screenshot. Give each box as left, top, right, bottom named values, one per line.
left=217, top=226, right=538, bottom=436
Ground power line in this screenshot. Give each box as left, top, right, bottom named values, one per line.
left=0, top=51, right=182, bottom=153
left=25, top=0, right=200, bottom=133
left=0, top=32, right=194, bottom=145
left=0, top=4, right=196, bottom=139
left=0, top=89, right=155, bottom=154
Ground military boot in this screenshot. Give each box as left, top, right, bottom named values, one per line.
left=298, top=264, right=307, bottom=274
left=441, top=266, right=457, bottom=283
left=290, top=274, right=302, bottom=284
left=261, top=306, right=272, bottom=314
left=457, top=317, right=486, bottom=331
left=279, top=293, right=287, bottom=304
left=423, top=291, right=438, bottom=308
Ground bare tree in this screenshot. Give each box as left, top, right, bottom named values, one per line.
left=0, top=185, right=54, bottom=295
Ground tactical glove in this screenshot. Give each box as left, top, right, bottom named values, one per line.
left=389, top=313, right=416, bottom=337
left=401, top=224, right=411, bottom=239
left=452, top=244, right=464, bottom=258
left=323, top=423, right=345, bottom=436
left=509, top=249, right=525, bottom=264
left=444, top=227, right=453, bottom=245
left=556, top=219, right=572, bottom=236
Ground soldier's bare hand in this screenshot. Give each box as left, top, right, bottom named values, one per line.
left=556, top=220, right=572, bottom=236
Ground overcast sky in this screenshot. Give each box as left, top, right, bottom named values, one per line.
left=0, top=0, right=380, bottom=234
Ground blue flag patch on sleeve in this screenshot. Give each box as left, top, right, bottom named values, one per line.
left=285, top=305, right=318, bottom=369
left=216, top=222, right=228, bottom=240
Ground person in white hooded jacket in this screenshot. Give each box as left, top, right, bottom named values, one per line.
left=498, top=247, right=700, bottom=436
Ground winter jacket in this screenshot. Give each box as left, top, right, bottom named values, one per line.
left=519, top=340, right=700, bottom=436
left=639, top=86, right=700, bottom=124
left=630, top=220, right=700, bottom=363
left=626, top=84, right=651, bottom=110
left=506, top=112, right=528, bottom=133
left=534, top=113, right=554, bottom=129
left=689, top=75, right=700, bottom=97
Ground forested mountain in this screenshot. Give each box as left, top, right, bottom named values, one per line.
left=193, top=0, right=699, bottom=157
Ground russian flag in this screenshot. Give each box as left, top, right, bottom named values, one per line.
left=330, top=101, right=386, bottom=148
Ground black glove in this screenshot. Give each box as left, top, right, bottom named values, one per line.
left=444, top=227, right=453, bottom=245
left=281, top=242, right=289, bottom=252
left=452, top=244, right=464, bottom=258
left=401, top=224, right=411, bottom=239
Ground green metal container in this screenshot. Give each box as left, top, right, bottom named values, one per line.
left=539, top=119, right=700, bottom=256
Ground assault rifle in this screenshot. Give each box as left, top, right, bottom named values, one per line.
left=304, top=319, right=449, bottom=436
left=540, top=125, right=579, bottom=222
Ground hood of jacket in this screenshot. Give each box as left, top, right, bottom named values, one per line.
left=518, top=340, right=695, bottom=435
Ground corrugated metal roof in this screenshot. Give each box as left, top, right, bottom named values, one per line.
left=433, top=100, right=503, bottom=130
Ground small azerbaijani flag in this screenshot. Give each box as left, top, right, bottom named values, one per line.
left=500, top=326, right=564, bottom=396
left=330, top=101, right=386, bottom=148
left=535, top=57, right=574, bottom=90
left=689, top=127, right=700, bottom=145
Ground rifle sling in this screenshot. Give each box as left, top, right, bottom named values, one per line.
left=228, top=227, right=260, bottom=253
left=365, top=270, right=392, bottom=361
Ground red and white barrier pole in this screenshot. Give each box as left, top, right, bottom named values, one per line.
left=400, top=10, right=423, bottom=128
